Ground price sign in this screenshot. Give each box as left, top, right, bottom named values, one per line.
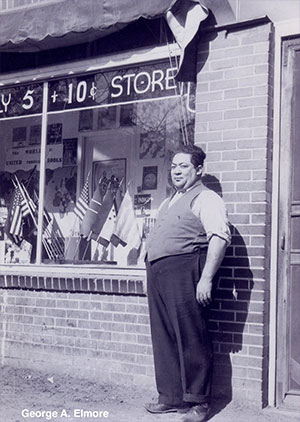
left=0, top=83, right=43, bottom=118
left=48, top=61, right=187, bottom=112
left=0, top=61, right=192, bottom=118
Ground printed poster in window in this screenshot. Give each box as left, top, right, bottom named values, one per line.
left=92, top=159, right=126, bottom=197
left=63, top=138, right=77, bottom=167
left=29, top=124, right=41, bottom=145
left=78, top=109, right=93, bottom=132
left=3, top=240, right=32, bottom=264
left=134, top=194, right=151, bottom=216
left=97, top=107, right=117, bottom=130
left=142, top=166, right=158, bottom=191
left=139, top=129, right=165, bottom=159
left=47, top=123, right=62, bottom=144
left=45, top=166, right=77, bottom=213
left=120, top=104, right=136, bottom=127
left=12, top=127, right=27, bottom=148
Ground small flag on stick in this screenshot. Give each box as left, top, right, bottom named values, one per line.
left=74, top=174, right=90, bottom=221
left=93, top=182, right=123, bottom=247
left=110, top=190, right=141, bottom=249
left=80, top=179, right=105, bottom=239
left=8, top=188, right=24, bottom=243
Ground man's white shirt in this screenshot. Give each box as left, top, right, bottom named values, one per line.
left=160, top=187, right=231, bottom=246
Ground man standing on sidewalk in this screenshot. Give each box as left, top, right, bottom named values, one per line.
left=144, top=144, right=231, bottom=422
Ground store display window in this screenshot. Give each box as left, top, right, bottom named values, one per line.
left=0, top=59, right=195, bottom=267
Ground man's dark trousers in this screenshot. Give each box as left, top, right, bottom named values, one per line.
left=146, top=250, right=212, bottom=406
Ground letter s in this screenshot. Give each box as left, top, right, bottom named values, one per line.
left=111, top=76, right=123, bottom=98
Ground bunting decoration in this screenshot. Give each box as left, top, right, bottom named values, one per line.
left=165, top=0, right=209, bottom=81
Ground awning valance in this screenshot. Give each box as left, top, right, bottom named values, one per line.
left=0, top=0, right=213, bottom=81
left=0, top=0, right=241, bottom=54
left=0, top=0, right=178, bottom=52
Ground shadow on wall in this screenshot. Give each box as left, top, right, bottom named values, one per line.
left=202, top=174, right=254, bottom=418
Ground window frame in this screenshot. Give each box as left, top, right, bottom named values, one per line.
left=0, top=43, right=182, bottom=275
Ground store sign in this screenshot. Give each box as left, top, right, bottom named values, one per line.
left=48, top=62, right=188, bottom=112
left=0, top=83, right=43, bottom=119
left=0, top=61, right=189, bottom=118
left=5, top=144, right=63, bottom=172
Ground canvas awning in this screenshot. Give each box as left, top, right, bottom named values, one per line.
left=0, top=0, right=239, bottom=53
left=0, top=0, right=179, bottom=52
left=0, top=0, right=241, bottom=80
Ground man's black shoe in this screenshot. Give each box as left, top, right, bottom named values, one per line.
left=181, top=403, right=210, bottom=422
left=145, top=402, right=190, bottom=414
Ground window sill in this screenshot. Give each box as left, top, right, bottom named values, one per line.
left=0, top=264, right=146, bottom=295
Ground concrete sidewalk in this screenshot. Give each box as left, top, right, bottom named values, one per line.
left=129, top=394, right=299, bottom=422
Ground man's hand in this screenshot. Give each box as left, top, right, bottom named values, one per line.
left=196, top=236, right=227, bottom=306
left=196, top=278, right=212, bottom=306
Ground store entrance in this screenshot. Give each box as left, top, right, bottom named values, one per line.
left=278, top=38, right=300, bottom=410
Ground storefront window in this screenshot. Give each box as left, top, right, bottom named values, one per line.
left=0, top=83, right=43, bottom=264
left=0, top=60, right=195, bottom=267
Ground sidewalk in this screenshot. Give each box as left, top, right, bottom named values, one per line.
left=1, top=365, right=299, bottom=422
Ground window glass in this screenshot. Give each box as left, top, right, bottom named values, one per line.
left=0, top=60, right=195, bottom=267
left=0, top=83, right=43, bottom=264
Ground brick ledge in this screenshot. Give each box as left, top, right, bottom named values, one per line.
left=0, top=274, right=146, bottom=295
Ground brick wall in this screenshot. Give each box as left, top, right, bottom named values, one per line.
left=0, top=288, right=154, bottom=386
left=195, top=22, right=274, bottom=404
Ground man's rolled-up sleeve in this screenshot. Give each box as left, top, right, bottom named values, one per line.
left=192, top=190, right=231, bottom=246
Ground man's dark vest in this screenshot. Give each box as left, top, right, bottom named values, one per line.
left=146, top=182, right=209, bottom=262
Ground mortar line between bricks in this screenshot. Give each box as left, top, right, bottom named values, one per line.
left=1, top=290, right=8, bottom=366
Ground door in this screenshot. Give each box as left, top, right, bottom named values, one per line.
left=278, top=38, right=300, bottom=409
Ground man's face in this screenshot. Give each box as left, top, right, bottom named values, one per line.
left=171, top=153, right=202, bottom=190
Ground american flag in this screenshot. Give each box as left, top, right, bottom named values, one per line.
left=21, top=189, right=37, bottom=218
left=8, top=188, right=25, bottom=242
left=8, top=182, right=38, bottom=243
left=74, top=175, right=90, bottom=221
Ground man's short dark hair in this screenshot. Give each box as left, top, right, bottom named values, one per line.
left=175, top=144, right=206, bottom=168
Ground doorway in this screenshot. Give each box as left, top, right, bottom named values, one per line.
left=277, top=37, right=300, bottom=410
